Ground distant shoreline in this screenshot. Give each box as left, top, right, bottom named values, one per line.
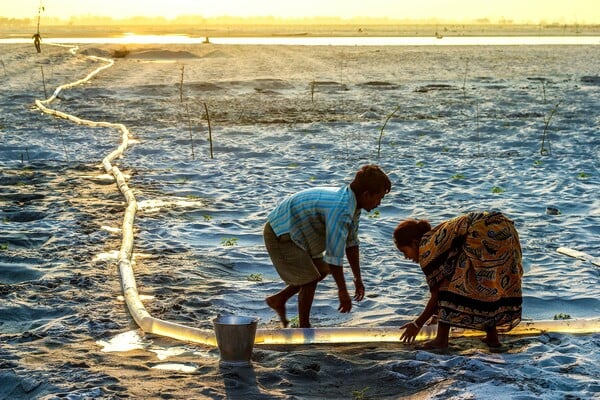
left=1, top=23, right=600, bottom=39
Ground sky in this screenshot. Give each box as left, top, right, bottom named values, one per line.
left=2, top=0, right=600, bottom=24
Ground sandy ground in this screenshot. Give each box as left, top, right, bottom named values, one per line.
left=1, top=40, right=599, bottom=399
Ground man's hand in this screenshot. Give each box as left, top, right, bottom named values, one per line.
left=338, top=289, right=352, bottom=313
left=353, top=278, right=365, bottom=301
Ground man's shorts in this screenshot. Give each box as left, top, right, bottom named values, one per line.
left=263, top=223, right=329, bottom=286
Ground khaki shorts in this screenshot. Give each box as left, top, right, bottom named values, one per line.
left=263, top=223, right=329, bottom=286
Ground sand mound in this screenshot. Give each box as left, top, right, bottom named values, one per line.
left=200, top=50, right=232, bottom=58
left=129, top=50, right=199, bottom=59
left=79, top=47, right=112, bottom=58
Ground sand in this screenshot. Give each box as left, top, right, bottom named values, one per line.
left=0, top=39, right=599, bottom=399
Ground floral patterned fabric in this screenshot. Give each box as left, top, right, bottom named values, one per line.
left=419, top=211, right=523, bottom=331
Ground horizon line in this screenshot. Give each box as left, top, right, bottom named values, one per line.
left=2, top=15, right=600, bottom=26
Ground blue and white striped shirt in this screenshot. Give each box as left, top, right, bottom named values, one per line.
left=267, top=186, right=360, bottom=266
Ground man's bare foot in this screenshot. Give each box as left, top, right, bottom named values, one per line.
left=266, top=296, right=289, bottom=328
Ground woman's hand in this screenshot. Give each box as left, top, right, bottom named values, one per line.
left=353, top=277, right=365, bottom=301
left=400, top=321, right=421, bottom=344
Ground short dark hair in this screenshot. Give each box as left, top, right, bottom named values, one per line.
left=393, top=219, right=432, bottom=247
left=350, top=164, right=391, bottom=195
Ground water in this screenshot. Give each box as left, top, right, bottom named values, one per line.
left=0, top=41, right=599, bottom=399
left=1, top=35, right=599, bottom=45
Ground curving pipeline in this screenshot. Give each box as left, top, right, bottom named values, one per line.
left=36, top=45, right=600, bottom=349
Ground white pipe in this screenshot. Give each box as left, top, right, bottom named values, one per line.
left=557, top=247, right=600, bottom=267
left=36, top=45, right=600, bottom=349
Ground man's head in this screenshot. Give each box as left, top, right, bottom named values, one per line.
left=350, top=164, right=391, bottom=211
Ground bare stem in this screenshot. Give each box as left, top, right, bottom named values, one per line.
left=186, top=103, right=195, bottom=160
left=179, top=65, right=184, bottom=103
left=204, top=102, right=213, bottom=159
left=540, top=101, right=561, bottom=156
left=40, top=65, right=48, bottom=99
left=377, top=105, right=401, bottom=159
left=462, top=59, right=469, bottom=100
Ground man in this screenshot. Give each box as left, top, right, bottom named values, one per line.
left=264, top=164, right=391, bottom=328
left=32, top=33, right=42, bottom=53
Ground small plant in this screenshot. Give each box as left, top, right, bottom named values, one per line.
left=534, top=160, right=543, bottom=166
left=352, top=386, right=371, bottom=400
left=0, top=243, right=8, bottom=251
left=451, top=173, right=465, bottom=180
left=220, top=237, right=238, bottom=247
left=368, top=210, right=380, bottom=219
left=377, top=105, right=401, bottom=159
left=578, top=172, right=590, bottom=179
left=247, top=273, right=263, bottom=282
left=179, top=65, right=185, bottom=102
left=540, top=101, right=561, bottom=156
left=288, top=316, right=300, bottom=328
left=203, top=215, right=212, bottom=222
left=185, top=103, right=195, bottom=160
left=415, top=161, right=425, bottom=167
left=553, top=313, right=571, bottom=320
left=288, top=163, right=299, bottom=168
left=491, top=186, right=504, bottom=194
left=204, top=102, right=214, bottom=159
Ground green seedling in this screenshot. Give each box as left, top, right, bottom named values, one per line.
left=221, top=237, right=238, bottom=247
left=553, top=313, right=571, bottom=320
left=247, top=273, right=263, bottom=282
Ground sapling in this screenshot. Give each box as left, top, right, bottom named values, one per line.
left=540, top=80, right=547, bottom=104
left=179, top=65, right=184, bottom=102
left=56, top=122, right=69, bottom=162
left=185, top=103, right=195, bottom=160
left=462, top=59, right=469, bottom=100
left=475, top=102, right=480, bottom=156
left=40, top=65, right=48, bottom=99
left=540, top=101, right=561, bottom=156
left=377, top=105, right=401, bottom=159
left=203, top=102, right=213, bottom=159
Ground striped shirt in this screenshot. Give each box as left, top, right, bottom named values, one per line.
left=267, top=186, right=360, bottom=266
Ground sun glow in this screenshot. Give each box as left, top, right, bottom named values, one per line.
left=1, top=0, right=599, bottom=24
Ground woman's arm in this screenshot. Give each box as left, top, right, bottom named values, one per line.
left=400, top=285, right=439, bottom=343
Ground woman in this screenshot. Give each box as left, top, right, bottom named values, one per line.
left=393, top=211, right=523, bottom=349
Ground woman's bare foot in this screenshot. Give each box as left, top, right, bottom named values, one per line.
left=480, top=337, right=502, bottom=348
left=266, top=296, right=289, bottom=328
left=419, top=338, right=448, bottom=350
left=483, top=327, right=501, bottom=347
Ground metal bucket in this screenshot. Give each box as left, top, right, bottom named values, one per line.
left=213, top=315, right=259, bottom=367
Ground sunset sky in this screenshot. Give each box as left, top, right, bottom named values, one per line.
left=2, top=0, right=600, bottom=24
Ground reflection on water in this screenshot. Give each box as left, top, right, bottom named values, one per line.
left=1, top=35, right=599, bottom=46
